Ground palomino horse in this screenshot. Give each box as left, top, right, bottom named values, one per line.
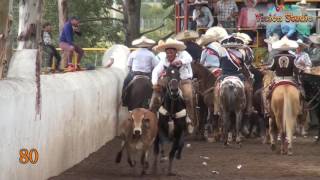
left=219, top=76, right=246, bottom=146
left=191, top=62, right=219, bottom=140
left=269, top=80, right=302, bottom=155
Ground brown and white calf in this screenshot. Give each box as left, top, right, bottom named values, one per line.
left=115, top=108, right=158, bottom=175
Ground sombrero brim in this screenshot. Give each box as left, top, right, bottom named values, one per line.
left=309, top=34, right=320, bottom=45
left=297, top=42, right=309, bottom=48
left=272, top=41, right=299, bottom=50
left=132, top=37, right=155, bottom=47
left=222, top=44, right=246, bottom=49
left=175, top=31, right=199, bottom=41
left=156, top=43, right=186, bottom=52
left=190, top=1, right=208, bottom=5
left=197, top=35, right=219, bottom=46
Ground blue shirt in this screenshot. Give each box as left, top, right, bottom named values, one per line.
left=60, top=21, right=74, bottom=44
left=281, top=23, right=296, bottom=38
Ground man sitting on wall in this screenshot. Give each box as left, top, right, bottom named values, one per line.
left=59, top=16, right=84, bottom=72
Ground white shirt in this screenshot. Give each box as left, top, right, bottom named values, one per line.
left=127, top=48, right=157, bottom=73
left=43, top=32, right=52, bottom=45
left=294, top=51, right=312, bottom=70
left=152, top=51, right=193, bottom=85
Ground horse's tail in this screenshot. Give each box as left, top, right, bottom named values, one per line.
left=282, top=86, right=293, bottom=136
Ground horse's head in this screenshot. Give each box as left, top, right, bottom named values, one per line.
left=163, top=66, right=181, bottom=97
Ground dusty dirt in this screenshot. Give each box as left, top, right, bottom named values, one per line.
left=50, top=133, right=320, bottom=180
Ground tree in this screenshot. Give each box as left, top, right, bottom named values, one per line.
left=58, top=0, right=68, bottom=33
left=17, top=0, right=44, bottom=49
left=122, top=0, right=141, bottom=45
left=0, top=0, right=13, bottom=78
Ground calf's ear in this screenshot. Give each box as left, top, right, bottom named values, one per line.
left=143, top=118, right=150, bottom=128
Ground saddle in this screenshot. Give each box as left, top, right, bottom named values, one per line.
left=267, top=80, right=299, bottom=100
left=220, top=76, right=244, bottom=89
left=211, top=68, right=222, bottom=78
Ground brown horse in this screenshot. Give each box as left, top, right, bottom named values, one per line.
left=269, top=82, right=302, bottom=155
left=191, top=62, right=218, bottom=140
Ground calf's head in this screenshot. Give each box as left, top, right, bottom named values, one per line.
left=129, top=110, right=150, bottom=137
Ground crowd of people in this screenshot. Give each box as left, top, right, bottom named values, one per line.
left=121, top=25, right=320, bottom=134
left=177, top=0, right=316, bottom=45
left=42, top=17, right=83, bottom=73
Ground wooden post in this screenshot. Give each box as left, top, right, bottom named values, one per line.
left=183, top=0, right=189, bottom=31
left=0, top=0, right=13, bottom=79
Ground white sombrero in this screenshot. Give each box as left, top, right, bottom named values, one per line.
left=234, top=32, right=252, bottom=45
left=156, top=38, right=186, bottom=52
left=190, top=0, right=208, bottom=6
left=197, top=26, right=228, bottom=46
left=175, top=30, right=199, bottom=41
left=132, top=36, right=155, bottom=48
left=296, top=39, right=309, bottom=48
left=297, top=0, right=309, bottom=6
left=264, top=34, right=280, bottom=44
left=271, top=36, right=299, bottom=51
left=309, top=33, right=320, bottom=45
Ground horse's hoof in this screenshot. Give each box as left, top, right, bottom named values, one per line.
left=271, top=144, right=276, bottom=151
left=128, top=159, right=136, bottom=167
left=141, top=170, right=146, bottom=176
left=288, top=148, right=293, bottom=156
left=167, top=172, right=177, bottom=176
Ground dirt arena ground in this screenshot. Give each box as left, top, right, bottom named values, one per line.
left=50, top=132, right=320, bottom=180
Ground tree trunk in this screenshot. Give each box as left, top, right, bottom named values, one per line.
left=17, top=0, right=43, bottom=49
left=58, top=0, right=68, bottom=34
left=0, top=0, right=13, bottom=78
left=123, top=0, right=141, bottom=46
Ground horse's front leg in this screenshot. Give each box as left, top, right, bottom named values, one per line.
left=152, top=135, right=160, bottom=174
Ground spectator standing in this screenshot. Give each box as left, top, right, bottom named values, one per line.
left=308, top=34, right=320, bottom=66
left=294, top=39, right=312, bottom=71
left=59, top=16, right=84, bottom=72
left=216, top=0, right=238, bottom=30
left=42, top=22, right=62, bottom=72
left=192, top=0, right=214, bottom=29
left=237, top=0, right=258, bottom=41
left=265, top=0, right=282, bottom=38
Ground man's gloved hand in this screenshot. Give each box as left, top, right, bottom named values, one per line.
left=152, top=84, right=161, bottom=92
left=171, top=60, right=182, bottom=67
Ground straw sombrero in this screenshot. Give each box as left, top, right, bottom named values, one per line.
left=152, top=40, right=165, bottom=52
left=197, top=26, right=228, bottom=46
left=175, top=30, right=199, bottom=41
left=132, top=36, right=155, bottom=48
left=264, top=34, right=280, bottom=44
left=220, top=35, right=246, bottom=48
left=271, top=36, right=299, bottom=51
left=156, top=38, right=186, bottom=52
left=309, top=33, right=320, bottom=45
left=234, top=32, right=252, bottom=45
left=296, top=39, right=309, bottom=48
left=190, top=0, right=208, bottom=6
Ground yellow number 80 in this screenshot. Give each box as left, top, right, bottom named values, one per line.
left=19, top=148, right=39, bottom=164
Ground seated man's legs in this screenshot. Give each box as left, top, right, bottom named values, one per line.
left=74, top=44, right=84, bottom=66
left=47, top=45, right=61, bottom=70
left=59, top=42, right=74, bottom=67
left=121, top=72, right=134, bottom=105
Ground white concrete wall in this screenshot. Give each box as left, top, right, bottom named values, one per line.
left=0, top=45, right=130, bottom=180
